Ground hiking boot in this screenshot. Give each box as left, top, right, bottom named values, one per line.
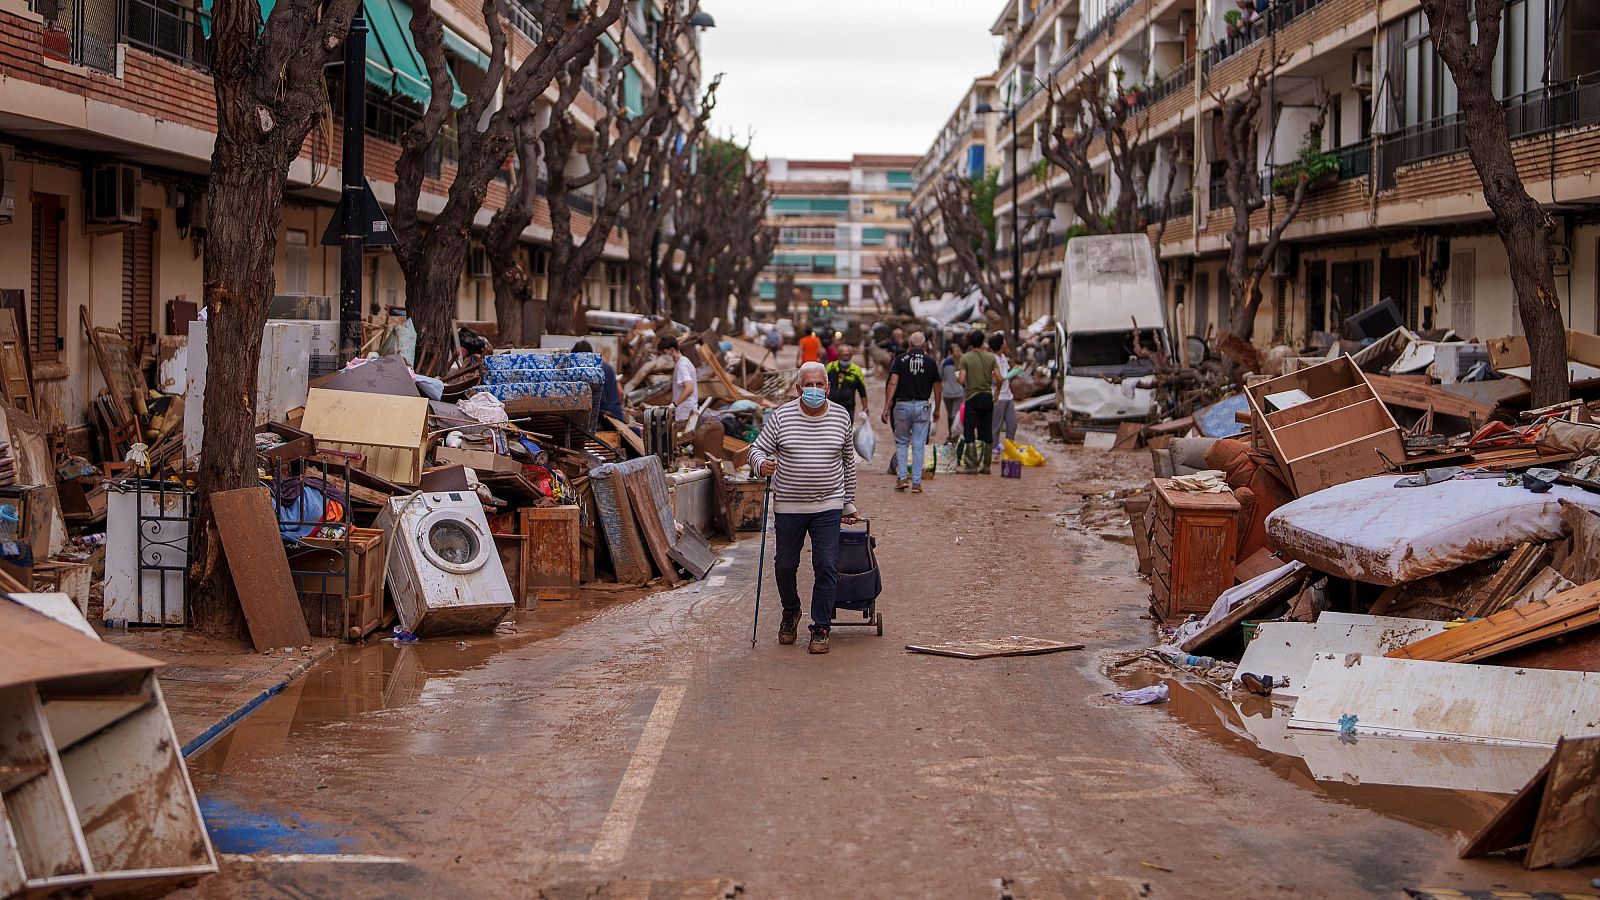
left=808, top=626, right=831, bottom=654
left=977, top=441, right=993, bottom=474
left=895, top=478, right=910, bottom=491
left=911, top=483, right=924, bottom=494
left=778, top=610, right=800, bottom=645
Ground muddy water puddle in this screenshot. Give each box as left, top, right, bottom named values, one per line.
left=1112, top=668, right=1530, bottom=840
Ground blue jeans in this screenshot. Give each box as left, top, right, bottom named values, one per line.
left=774, top=508, right=841, bottom=629
left=893, top=400, right=932, bottom=484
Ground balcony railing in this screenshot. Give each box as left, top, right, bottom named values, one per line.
left=1375, top=77, right=1600, bottom=189
left=1138, top=193, right=1194, bottom=225
left=1202, top=0, right=1331, bottom=72
left=1143, top=57, right=1194, bottom=108
left=424, top=128, right=459, bottom=179
left=628, top=8, right=653, bottom=45
left=120, top=0, right=209, bottom=69
left=1333, top=141, right=1370, bottom=180
left=505, top=1, right=543, bottom=44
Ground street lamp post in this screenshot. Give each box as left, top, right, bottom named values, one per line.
left=648, top=9, right=716, bottom=317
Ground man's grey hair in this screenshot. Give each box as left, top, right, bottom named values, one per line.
left=799, top=361, right=827, bottom=379
left=909, top=331, right=927, bottom=347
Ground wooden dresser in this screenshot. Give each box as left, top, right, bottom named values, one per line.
left=1150, top=478, right=1240, bottom=620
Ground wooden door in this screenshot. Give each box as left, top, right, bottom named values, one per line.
left=1450, top=249, right=1476, bottom=339
left=0, top=309, right=35, bottom=416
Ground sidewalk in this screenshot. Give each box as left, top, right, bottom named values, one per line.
left=98, top=627, right=339, bottom=757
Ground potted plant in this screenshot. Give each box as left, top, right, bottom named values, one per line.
left=1273, top=136, right=1342, bottom=195
left=1224, top=9, right=1243, bottom=37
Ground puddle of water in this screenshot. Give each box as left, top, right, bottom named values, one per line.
left=1114, top=668, right=1529, bottom=840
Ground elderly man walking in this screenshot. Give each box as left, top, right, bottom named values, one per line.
left=746, top=361, right=860, bottom=654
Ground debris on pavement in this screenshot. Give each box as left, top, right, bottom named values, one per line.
left=1107, top=684, right=1170, bottom=705
left=904, top=637, right=1086, bottom=659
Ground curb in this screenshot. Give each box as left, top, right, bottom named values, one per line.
left=180, top=644, right=337, bottom=759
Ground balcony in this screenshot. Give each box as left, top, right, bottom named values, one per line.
left=627, top=8, right=653, bottom=45
left=1202, top=0, right=1331, bottom=73
left=1142, top=57, right=1194, bottom=108
left=505, top=1, right=543, bottom=44
left=121, top=0, right=209, bottom=69
left=1375, top=77, right=1600, bottom=189
left=1138, top=193, right=1195, bottom=225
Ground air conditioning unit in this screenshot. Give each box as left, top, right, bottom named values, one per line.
left=0, top=146, right=14, bottom=224
left=1351, top=50, right=1374, bottom=92
left=1272, top=243, right=1298, bottom=279
left=89, top=163, right=141, bottom=225
left=467, top=246, right=492, bottom=279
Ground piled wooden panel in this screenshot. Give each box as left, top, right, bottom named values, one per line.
left=1386, top=583, right=1600, bottom=664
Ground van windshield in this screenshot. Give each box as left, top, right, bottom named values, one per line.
left=1065, top=329, right=1164, bottom=374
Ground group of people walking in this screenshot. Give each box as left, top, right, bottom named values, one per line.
left=878, top=328, right=1021, bottom=488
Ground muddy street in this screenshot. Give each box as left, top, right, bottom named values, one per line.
left=181, top=418, right=1597, bottom=899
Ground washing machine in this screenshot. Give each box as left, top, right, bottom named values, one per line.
left=376, top=491, right=513, bottom=636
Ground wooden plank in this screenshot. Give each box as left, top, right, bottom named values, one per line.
left=591, top=464, right=653, bottom=584
left=704, top=455, right=734, bottom=541
left=1460, top=755, right=1552, bottom=859
left=0, top=308, right=35, bottom=416
left=1367, top=373, right=1495, bottom=422
left=210, top=487, right=312, bottom=652
left=1387, top=585, right=1600, bottom=662
left=1464, top=542, right=1552, bottom=619
left=698, top=345, right=741, bottom=402
left=1180, top=565, right=1307, bottom=654
left=605, top=414, right=647, bottom=459
left=300, top=389, right=429, bottom=484
left=622, top=467, right=680, bottom=585
left=1526, top=735, right=1600, bottom=868
left=1454, top=609, right=1600, bottom=663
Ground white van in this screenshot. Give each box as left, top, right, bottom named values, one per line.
left=1053, top=234, right=1170, bottom=421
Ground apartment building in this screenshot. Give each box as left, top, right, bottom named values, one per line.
left=0, top=0, right=699, bottom=434
left=911, top=75, right=1002, bottom=282
left=757, top=154, right=918, bottom=320
left=919, top=0, right=1600, bottom=348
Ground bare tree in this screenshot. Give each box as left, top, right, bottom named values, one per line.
left=617, top=77, right=718, bottom=319
left=1041, top=63, right=1155, bottom=235
left=908, top=205, right=957, bottom=298
left=772, top=267, right=796, bottom=319
left=392, top=0, right=625, bottom=373
left=482, top=118, right=542, bottom=343
left=1208, top=53, right=1326, bottom=369
left=876, top=250, right=919, bottom=315
left=660, top=137, right=774, bottom=329
left=190, top=0, right=364, bottom=637
left=930, top=172, right=1054, bottom=336
left=1420, top=0, right=1567, bottom=406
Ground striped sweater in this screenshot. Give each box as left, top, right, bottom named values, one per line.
left=746, top=400, right=858, bottom=515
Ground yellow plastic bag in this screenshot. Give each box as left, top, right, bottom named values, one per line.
left=1002, top=439, right=1046, bottom=467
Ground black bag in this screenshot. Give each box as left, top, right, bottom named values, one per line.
left=835, top=519, right=881, bottom=611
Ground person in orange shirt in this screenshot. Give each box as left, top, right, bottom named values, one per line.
left=798, top=327, right=822, bottom=365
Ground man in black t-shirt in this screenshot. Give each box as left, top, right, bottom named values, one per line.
left=880, top=331, right=941, bottom=493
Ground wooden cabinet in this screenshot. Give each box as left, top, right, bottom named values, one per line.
left=1150, top=478, right=1240, bottom=620
left=1244, top=355, right=1404, bottom=496
left=519, top=506, right=581, bottom=601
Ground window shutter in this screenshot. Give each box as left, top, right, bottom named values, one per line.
left=31, top=194, right=62, bottom=364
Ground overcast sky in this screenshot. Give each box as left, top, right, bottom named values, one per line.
left=697, top=1, right=1002, bottom=162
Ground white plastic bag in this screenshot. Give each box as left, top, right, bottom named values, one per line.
left=853, top=414, right=876, bottom=461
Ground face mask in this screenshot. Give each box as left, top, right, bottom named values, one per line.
left=800, top=387, right=827, bottom=409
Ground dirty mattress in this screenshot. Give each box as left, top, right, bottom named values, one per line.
left=1264, top=475, right=1600, bottom=585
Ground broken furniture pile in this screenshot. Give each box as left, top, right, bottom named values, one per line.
left=1120, top=330, right=1600, bottom=870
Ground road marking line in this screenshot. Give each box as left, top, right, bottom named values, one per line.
left=221, top=853, right=409, bottom=865
left=586, top=682, right=687, bottom=866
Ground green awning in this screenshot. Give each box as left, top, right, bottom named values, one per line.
left=442, top=27, right=490, bottom=71
left=202, top=0, right=469, bottom=108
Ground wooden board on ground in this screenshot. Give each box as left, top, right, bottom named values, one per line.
left=905, top=637, right=1085, bottom=659
left=209, top=486, right=312, bottom=652
left=1367, top=373, right=1496, bottom=422
left=704, top=455, right=734, bottom=540
left=591, top=463, right=653, bottom=584
left=1461, top=735, right=1600, bottom=868
left=1112, top=421, right=1142, bottom=451
left=621, top=462, right=680, bottom=586
left=1180, top=564, right=1308, bottom=654
left=1464, top=541, right=1551, bottom=618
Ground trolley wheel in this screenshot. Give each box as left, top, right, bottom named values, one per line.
left=875, top=612, right=884, bottom=636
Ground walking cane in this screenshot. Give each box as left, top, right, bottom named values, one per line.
left=750, top=476, right=773, bottom=649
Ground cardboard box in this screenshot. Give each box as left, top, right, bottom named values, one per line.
left=1487, top=329, right=1600, bottom=382
left=433, top=447, right=522, bottom=474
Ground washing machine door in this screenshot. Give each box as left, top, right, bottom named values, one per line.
left=415, top=510, right=492, bottom=575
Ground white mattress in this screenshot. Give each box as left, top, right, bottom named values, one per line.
left=1265, top=475, right=1600, bottom=585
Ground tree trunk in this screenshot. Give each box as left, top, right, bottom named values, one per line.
left=546, top=265, right=584, bottom=337
left=405, top=248, right=466, bottom=374
left=491, top=265, right=530, bottom=346
left=190, top=139, right=286, bottom=638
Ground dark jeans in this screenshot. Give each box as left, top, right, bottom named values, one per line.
left=774, top=508, right=841, bottom=629
left=963, top=392, right=994, bottom=444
